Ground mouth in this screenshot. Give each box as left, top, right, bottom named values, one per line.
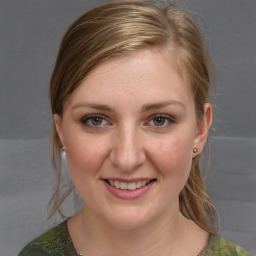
left=104, top=179, right=157, bottom=191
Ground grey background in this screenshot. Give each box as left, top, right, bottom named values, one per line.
left=0, top=0, right=255, bottom=255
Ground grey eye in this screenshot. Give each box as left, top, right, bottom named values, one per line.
left=80, top=115, right=107, bottom=127
left=90, top=116, right=104, bottom=126
left=152, top=116, right=167, bottom=126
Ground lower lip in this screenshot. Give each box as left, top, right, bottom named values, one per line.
left=103, top=180, right=155, bottom=200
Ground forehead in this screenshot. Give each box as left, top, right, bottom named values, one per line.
left=64, top=48, right=193, bottom=110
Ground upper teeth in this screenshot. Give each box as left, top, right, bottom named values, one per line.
left=108, top=180, right=150, bottom=190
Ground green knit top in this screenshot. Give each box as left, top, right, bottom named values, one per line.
left=18, top=221, right=251, bottom=256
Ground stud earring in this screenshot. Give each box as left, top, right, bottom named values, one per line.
left=193, top=148, right=198, bottom=153
left=62, top=147, right=67, bottom=160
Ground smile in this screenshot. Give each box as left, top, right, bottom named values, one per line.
left=107, top=180, right=151, bottom=190
left=103, top=178, right=156, bottom=199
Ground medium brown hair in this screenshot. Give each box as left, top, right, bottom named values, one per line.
left=48, top=0, right=217, bottom=234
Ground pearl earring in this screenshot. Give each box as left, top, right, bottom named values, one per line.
left=193, top=148, right=198, bottom=153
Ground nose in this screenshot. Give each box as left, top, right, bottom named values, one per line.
left=109, top=125, right=146, bottom=172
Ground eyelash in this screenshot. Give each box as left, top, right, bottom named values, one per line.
left=80, top=114, right=110, bottom=127
left=147, top=114, right=176, bottom=128
left=79, top=114, right=176, bottom=128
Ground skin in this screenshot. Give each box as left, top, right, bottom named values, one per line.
left=54, top=48, right=212, bottom=256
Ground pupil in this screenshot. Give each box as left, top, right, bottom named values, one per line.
left=153, top=117, right=165, bottom=126
left=92, top=117, right=103, bottom=125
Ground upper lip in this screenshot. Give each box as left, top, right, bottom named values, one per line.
left=101, top=178, right=156, bottom=182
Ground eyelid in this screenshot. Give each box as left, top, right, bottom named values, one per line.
left=150, top=113, right=176, bottom=120
left=150, top=113, right=176, bottom=121
left=80, top=114, right=111, bottom=127
left=79, top=113, right=176, bottom=128
left=145, top=113, right=176, bottom=127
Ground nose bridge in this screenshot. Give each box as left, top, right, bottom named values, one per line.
left=110, top=123, right=145, bottom=171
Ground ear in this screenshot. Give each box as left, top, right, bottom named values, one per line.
left=193, top=103, right=212, bottom=156
left=54, top=114, right=65, bottom=147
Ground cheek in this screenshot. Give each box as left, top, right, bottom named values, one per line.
left=64, top=135, right=111, bottom=200
left=148, top=133, right=193, bottom=179
left=64, top=134, right=110, bottom=179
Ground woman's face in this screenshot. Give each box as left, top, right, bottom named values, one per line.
left=55, top=48, right=211, bottom=229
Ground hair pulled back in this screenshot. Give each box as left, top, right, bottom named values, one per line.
left=49, top=0, right=217, bottom=234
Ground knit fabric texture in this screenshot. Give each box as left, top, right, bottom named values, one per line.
left=18, top=221, right=251, bottom=256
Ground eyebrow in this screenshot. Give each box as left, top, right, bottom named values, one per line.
left=72, top=103, right=113, bottom=111
left=72, top=100, right=184, bottom=112
left=141, top=101, right=185, bottom=112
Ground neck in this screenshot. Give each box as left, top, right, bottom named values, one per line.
left=68, top=203, right=193, bottom=256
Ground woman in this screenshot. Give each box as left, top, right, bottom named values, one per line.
left=19, top=1, right=251, bottom=255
